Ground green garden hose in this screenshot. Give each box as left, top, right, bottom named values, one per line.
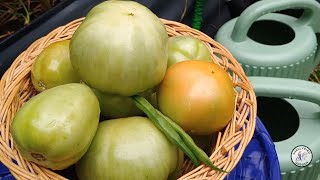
left=192, top=0, right=205, bottom=30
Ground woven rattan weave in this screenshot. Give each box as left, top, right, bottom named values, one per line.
left=0, top=18, right=257, bottom=180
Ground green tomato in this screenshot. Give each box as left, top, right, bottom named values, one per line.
left=31, top=40, right=81, bottom=92
left=76, top=116, right=184, bottom=180
left=11, top=83, right=100, bottom=170
left=70, top=1, right=168, bottom=96
left=167, top=35, right=212, bottom=67
left=92, top=88, right=158, bottom=119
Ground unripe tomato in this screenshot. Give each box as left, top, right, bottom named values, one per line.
left=31, top=40, right=80, bottom=92
left=76, top=116, right=184, bottom=180
left=167, top=35, right=212, bottom=68
left=70, top=1, right=168, bottom=96
left=92, top=88, right=158, bottom=119
left=11, top=83, right=100, bottom=170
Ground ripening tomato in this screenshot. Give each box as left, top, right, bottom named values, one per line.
left=157, top=60, right=236, bottom=135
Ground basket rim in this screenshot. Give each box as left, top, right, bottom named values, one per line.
left=0, top=17, right=257, bottom=180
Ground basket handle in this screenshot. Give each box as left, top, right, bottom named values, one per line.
left=249, top=76, right=320, bottom=105
left=231, top=0, right=320, bottom=42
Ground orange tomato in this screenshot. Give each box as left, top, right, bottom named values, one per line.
left=157, top=60, right=236, bottom=135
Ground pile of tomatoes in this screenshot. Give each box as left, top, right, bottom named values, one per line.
left=10, top=1, right=236, bottom=179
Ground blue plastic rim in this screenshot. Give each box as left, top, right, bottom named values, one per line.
left=0, top=163, right=14, bottom=180
left=225, top=117, right=281, bottom=180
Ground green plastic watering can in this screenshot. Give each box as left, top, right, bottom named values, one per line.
left=215, top=0, right=320, bottom=80
left=249, top=76, right=320, bottom=179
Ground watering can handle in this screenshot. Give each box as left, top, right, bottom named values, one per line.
left=231, top=0, right=320, bottom=42
left=249, top=77, right=320, bottom=105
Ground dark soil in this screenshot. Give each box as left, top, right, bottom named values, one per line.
left=0, top=0, right=62, bottom=41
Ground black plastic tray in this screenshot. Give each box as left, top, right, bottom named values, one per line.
left=0, top=0, right=103, bottom=77
left=0, top=0, right=252, bottom=77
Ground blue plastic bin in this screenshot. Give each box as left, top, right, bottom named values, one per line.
left=225, top=117, right=281, bottom=180
left=0, top=163, right=14, bottom=180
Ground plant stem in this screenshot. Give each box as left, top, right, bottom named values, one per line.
left=18, top=0, right=30, bottom=24
left=131, top=95, right=227, bottom=173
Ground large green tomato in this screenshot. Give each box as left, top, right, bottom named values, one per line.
left=167, top=35, right=212, bottom=67
left=11, top=83, right=100, bottom=170
left=76, top=116, right=184, bottom=180
left=70, top=1, right=168, bottom=96
left=92, top=88, right=158, bottom=119
left=31, top=40, right=81, bottom=92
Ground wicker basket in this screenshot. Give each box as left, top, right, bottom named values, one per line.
left=0, top=18, right=257, bottom=180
